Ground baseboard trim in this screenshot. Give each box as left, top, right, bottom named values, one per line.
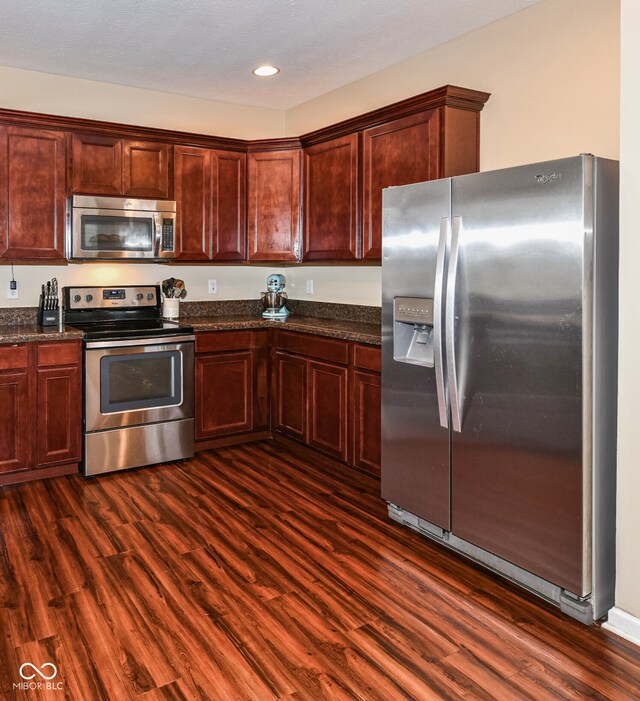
left=0, top=462, right=79, bottom=487
left=603, top=607, right=640, bottom=647
left=195, top=430, right=273, bottom=452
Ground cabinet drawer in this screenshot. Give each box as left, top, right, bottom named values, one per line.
left=353, top=344, right=381, bottom=372
left=37, top=342, right=80, bottom=367
left=195, top=330, right=254, bottom=354
left=0, top=345, right=28, bottom=370
left=273, top=330, right=348, bottom=365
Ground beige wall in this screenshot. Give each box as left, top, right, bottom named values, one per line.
left=0, top=65, right=284, bottom=139
left=616, top=0, right=640, bottom=620
left=286, top=0, right=620, bottom=172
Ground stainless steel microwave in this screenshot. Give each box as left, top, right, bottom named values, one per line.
left=69, top=195, right=177, bottom=261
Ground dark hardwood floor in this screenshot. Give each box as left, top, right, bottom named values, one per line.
left=1, top=440, right=639, bottom=700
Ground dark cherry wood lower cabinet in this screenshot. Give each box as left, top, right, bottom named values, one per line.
left=35, top=341, right=82, bottom=468
left=272, top=331, right=381, bottom=474
left=307, top=359, right=349, bottom=462
left=352, top=369, right=381, bottom=477
left=0, top=341, right=82, bottom=486
left=0, top=366, right=30, bottom=474
left=196, top=350, right=253, bottom=437
left=273, top=351, right=307, bottom=442
left=352, top=344, right=382, bottom=477
left=195, top=331, right=269, bottom=447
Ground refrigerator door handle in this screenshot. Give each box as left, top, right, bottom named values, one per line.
left=446, top=215, right=463, bottom=432
left=434, top=217, right=450, bottom=428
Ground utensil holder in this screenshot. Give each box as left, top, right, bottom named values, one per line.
left=163, top=298, right=179, bottom=319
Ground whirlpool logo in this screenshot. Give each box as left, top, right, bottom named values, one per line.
left=535, top=172, right=562, bottom=184
left=14, top=662, right=63, bottom=691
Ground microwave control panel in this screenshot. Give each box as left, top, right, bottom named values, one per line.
left=161, top=219, right=175, bottom=252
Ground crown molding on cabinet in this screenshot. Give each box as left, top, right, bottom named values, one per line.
left=0, top=85, right=489, bottom=152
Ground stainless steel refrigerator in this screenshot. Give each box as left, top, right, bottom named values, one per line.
left=381, top=155, right=618, bottom=623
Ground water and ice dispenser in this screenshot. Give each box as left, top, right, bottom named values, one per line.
left=393, top=297, right=435, bottom=367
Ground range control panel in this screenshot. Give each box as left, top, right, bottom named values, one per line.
left=65, top=285, right=159, bottom=310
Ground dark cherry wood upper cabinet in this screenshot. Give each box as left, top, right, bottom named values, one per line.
left=72, top=134, right=171, bottom=198
left=123, top=140, right=171, bottom=199
left=303, top=134, right=359, bottom=261
left=362, top=110, right=438, bottom=261
left=212, top=149, right=246, bottom=261
left=71, top=133, right=123, bottom=195
left=174, top=147, right=246, bottom=262
left=247, top=149, right=301, bottom=262
left=0, top=126, right=66, bottom=260
left=174, top=145, right=212, bottom=261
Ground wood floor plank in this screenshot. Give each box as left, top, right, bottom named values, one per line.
left=1, top=440, right=639, bottom=700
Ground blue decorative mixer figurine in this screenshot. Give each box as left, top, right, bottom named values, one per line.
left=261, top=273, right=290, bottom=319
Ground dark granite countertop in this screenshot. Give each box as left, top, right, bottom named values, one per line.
left=183, top=314, right=381, bottom=345
left=0, top=324, right=84, bottom=344
left=0, top=301, right=382, bottom=346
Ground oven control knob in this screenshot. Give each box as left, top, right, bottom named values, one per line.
left=136, top=293, right=143, bottom=301
left=85, top=294, right=93, bottom=302
left=147, top=292, right=154, bottom=300
left=73, top=294, right=81, bottom=303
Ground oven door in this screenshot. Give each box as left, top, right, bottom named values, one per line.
left=85, top=336, right=194, bottom=431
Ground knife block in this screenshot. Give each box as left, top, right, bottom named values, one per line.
left=37, top=295, right=59, bottom=326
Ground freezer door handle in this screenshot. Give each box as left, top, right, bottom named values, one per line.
left=434, top=217, right=450, bottom=428
left=446, top=215, right=463, bottom=432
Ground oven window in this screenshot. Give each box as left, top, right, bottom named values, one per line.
left=81, top=215, right=154, bottom=251
left=100, top=351, right=182, bottom=413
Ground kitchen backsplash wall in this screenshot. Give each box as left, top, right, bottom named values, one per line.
left=0, top=264, right=382, bottom=308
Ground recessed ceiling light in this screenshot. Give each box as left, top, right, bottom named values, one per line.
left=252, top=65, right=280, bottom=77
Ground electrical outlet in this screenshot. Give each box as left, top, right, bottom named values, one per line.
left=208, top=279, right=217, bottom=294
left=305, top=279, right=314, bottom=294
left=7, top=281, right=18, bottom=300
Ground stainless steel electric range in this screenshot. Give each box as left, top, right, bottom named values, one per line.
left=63, top=285, right=195, bottom=476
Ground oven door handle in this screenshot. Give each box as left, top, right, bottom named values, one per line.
left=85, top=334, right=195, bottom=349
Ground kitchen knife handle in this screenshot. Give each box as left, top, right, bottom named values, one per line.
left=434, top=218, right=450, bottom=429
left=446, top=216, right=463, bottom=433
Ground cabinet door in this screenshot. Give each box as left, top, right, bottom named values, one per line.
left=196, top=351, right=253, bottom=438
left=123, top=140, right=172, bottom=199
left=71, top=133, right=123, bottom=195
left=174, top=146, right=212, bottom=261
left=308, top=359, right=348, bottom=462
left=362, top=110, right=438, bottom=260
left=273, top=351, right=307, bottom=441
left=212, top=150, right=246, bottom=261
left=353, top=369, right=381, bottom=477
left=1, top=126, right=66, bottom=260
left=36, top=364, right=82, bottom=466
left=303, top=134, right=359, bottom=261
left=0, top=369, right=30, bottom=474
left=247, top=149, right=301, bottom=261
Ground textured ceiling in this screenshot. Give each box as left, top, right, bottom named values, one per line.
left=0, top=0, right=543, bottom=110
